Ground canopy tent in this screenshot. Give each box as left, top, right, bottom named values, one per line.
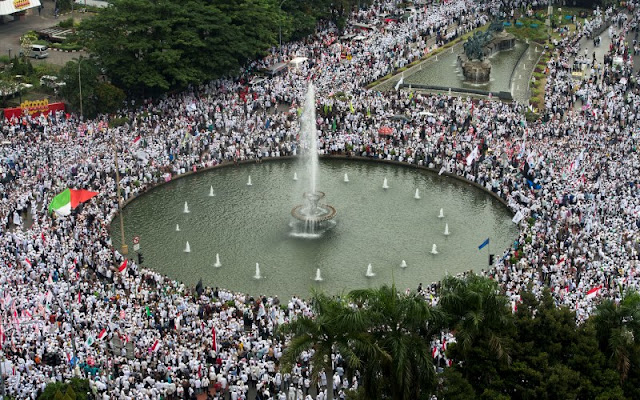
left=0, top=0, right=41, bottom=16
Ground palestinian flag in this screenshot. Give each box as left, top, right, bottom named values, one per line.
left=48, top=189, right=99, bottom=216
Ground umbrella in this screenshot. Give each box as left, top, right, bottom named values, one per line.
left=378, top=126, right=393, bottom=136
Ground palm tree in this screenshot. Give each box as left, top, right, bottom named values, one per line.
left=438, top=275, right=513, bottom=364
left=278, top=291, right=377, bottom=400
left=592, top=290, right=640, bottom=381
left=348, top=284, right=444, bottom=400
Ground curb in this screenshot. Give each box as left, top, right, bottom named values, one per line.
left=51, top=48, right=82, bottom=53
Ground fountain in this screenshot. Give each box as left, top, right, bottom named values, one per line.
left=431, top=244, right=438, bottom=254
left=176, top=224, right=180, bottom=232
left=254, top=263, right=261, bottom=279
left=293, top=172, right=298, bottom=181
left=214, top=253, right=222, bottom=268
left=414, top=189, right=421, bottom=199
left=344, top=173, right=349, bottom=183
left=290, top=84, right=337, bottom=237
left=314, top=268, right=323, bottom=281
left=383, top=178, right=389, bottom=189
left=444, top=223, right=450, bottom=236
left=247, top=176, right=253, bottom=186
left=438, top=208, right=444, bottom=218
left=366, top=263, right=376, bottom=277
left=209, top=186, right=215, bottom=197
left=184, top=241, right=191, bottom=253
left=183, top=201, right=190, bottom=213
left=400, top=260, right=407, bottom=268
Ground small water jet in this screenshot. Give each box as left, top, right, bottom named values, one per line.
left=293, top=172, right=298, bottom=181
left=444, top=223, right=450, bottom=236
left=214, top=253, right=222, bottom=268
left=366, top=263, right=376, bottom=277
left=431, top=244, right=438, bottom=254
left=184, top=241, right=191, bottom=253
left=247, top=176, right=253, bottom=186
left=438, top=208, right=444, bottom=218
left=209, top=186, right=215, bottom=197
left=183, top=202, right=190, bottom=213
left=414, top=189, right=421, bottom=199
left=176, top=224, right=180, bottom=232
left=254, top=263, right=261, bottom=279
left=314, top=268, right=323, bottom=281
left=344, top=173, right=349, bottom=183
left=383, top=178, right=389, bottom=189
left=400, top=260, right=408, bottom=268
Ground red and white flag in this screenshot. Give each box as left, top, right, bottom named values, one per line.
left=586, top=285, right=602, bottom=300
left=24, top=258, right=32, bottom=267
left=212, top=326, right=217, bottom=352
left=133, top=135, right=141, bottom=144
left=97, top=328, right=108, bottom=341
left=118, top=259, right=128, bottom=273
left=151, top=339, right=161, bottom=352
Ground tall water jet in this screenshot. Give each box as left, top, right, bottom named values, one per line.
left=431, top=244, right=438, bottom=254
left=438, top=208, right=444, bottom=218
left=183, top=202, right=190, bottom=213
left=314, top=268, right=323, bottom=281
left=247, top=176, right=253, bottom=186
left=444, top=223, right=450, bottom=236
left=254, top=263, right=261, bottom=279
left=400, top=260, right=407, bottom=268
left=383, top=178, right=389, bottom=189
left=176, top=224, right=180, bottom=232
left=366, top=263, right=376, bottom=277
left=290, top=83, right=337, bottom=237
left=214, top=253, right=222, bottom=268
left=414, top=189, right=421, bottom=199
left=293, top=172, right=298, bottom=181
left=184, top=241, right=191, bottom=253
left=344, top=173, right=349, bottom=183
left=209, top=186, right=215, bottom=197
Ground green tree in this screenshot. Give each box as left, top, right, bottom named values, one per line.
left=439, top=275, right=513, bottom=364
left=95, top=82, right=126, bottom=114
left=59, top=57, right=100, bottom=118
left=38, top=378, right=90, bottom=400
left=80, top=0, right=281, bottom=94
left=348, top=284, right=443, bottom=400
left=592, top=290, right=640, bottom=382
left=279, top=291, right=374, bottom=400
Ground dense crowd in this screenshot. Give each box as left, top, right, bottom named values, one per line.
left=2, top=0, right=640, bottom=398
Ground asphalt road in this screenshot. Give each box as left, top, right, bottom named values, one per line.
left=0, top=0, right=90, bottom=67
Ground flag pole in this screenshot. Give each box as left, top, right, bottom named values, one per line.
left=113, top=136, right=128, bottom=255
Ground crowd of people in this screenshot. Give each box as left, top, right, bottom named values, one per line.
left=1, top=0, right=640, bottom=398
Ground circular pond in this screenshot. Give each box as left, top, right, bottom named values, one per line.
left=110, top=159, right=518, bottom=298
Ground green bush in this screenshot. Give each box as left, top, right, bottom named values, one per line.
left=59, top=18, right=75, bottom=29
left=0, top=55, right=10, bottom=64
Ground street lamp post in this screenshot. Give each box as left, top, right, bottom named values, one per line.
left=279, top=0, right=287, bottom=49
left=112, top=137, right=128, bottom=255
left=78, top=58, right=83, bottom=119
left=8, top=48, right=11, bottom=59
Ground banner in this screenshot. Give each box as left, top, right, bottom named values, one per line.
left=3, top=101, right=65, bottom=120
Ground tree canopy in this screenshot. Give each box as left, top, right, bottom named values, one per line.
left=279, top=277, right=640, bottom=399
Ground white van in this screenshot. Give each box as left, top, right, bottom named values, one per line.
left=29, top=44, right=49, bottom=59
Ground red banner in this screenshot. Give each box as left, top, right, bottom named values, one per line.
left=3, top=101, right=65, bottom=120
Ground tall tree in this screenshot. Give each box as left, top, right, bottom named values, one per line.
left=348, top=284, right=443, bottom=400
left=592, top=290, right=640, bottom=382
left=80, top=0, right=281, bottom=94
left=279, top=291, right=375, bottom=400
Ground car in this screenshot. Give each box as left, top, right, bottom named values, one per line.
left=40, top=75, right=66, bottom=89
left=28, top=44, right=49, bottom=59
